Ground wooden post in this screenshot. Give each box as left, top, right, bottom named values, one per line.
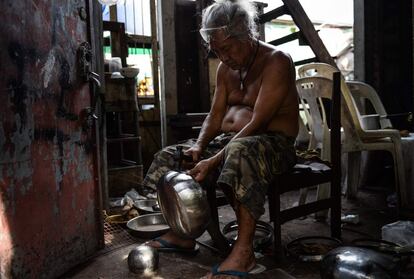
left=157, top=0, right=177, bottom=146
left=354, top=0, right=365, bottom=81
left=150, top=0, right=160, bottom=111
left=282, top=0, right=336, bottom=66
left=109, top=5, right=117, bottom=21
left=331, top=72, right=342, bottom=240
left=196, top=0, right=213, bottom=113
left=88, top=0, right=106, bottom=248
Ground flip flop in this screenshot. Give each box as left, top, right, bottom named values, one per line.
left=248, top=264, right=266, bottom=274
left=147, top=237, right=199, bottom=255
left=211, top=263, right=266, bottom=278
left=211, top=264, right=248, bottom=278
left=211, top=264, right=266, bottom=278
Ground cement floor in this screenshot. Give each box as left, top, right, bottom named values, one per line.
left=63, top=189, right=408, bottom=279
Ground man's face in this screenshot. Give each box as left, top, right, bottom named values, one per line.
left=209, top=31, right=244, bottom=70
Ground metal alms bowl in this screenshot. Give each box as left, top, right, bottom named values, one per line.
left=128, top=245, right=159, bottom=273
left=157, top=170, right=210, bottom=239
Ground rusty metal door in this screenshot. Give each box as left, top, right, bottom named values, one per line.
left=0, top=1, right=104, bottom=278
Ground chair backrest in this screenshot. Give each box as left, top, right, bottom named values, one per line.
left=297, top=63, right=366, bottom=149
left=296, top=111, right=312, bottom=148
left=298, top=63, right=339, bottom=79
left=296, top=77, right=330, bottom=154
left=346, top=81, right=393, bottom=129
left=296, top=75, right=357, bottom=159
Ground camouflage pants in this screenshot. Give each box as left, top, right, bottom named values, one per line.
left=142, top=133, right=235, bottom=189
left=143, top=132, right=296, bottom=220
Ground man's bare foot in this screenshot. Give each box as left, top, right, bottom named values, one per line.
left=145, top=231, right=196, bottom=250
left=204, top=242, right=255, bottom=279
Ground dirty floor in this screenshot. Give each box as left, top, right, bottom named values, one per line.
left=62, top=188, right=411, bottom=279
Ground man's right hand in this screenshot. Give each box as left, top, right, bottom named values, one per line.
left=187, top=152, right=222, bottom=182
left=184, top=145, right=203, bottom=162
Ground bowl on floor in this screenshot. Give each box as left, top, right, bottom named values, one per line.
left=126, top=213, right=170, bottom=239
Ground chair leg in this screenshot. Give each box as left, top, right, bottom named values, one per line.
left=391, top=144, right=408, bottom=211
left=330, top=209, right=341, bottom=240
left=273, top=221, right=284, bottom=261
left=341, top=152, right=348, bottom=195
left=330, top=185, right=342, bottom=240
left=315, top=182, right=330, bottom=219
left=346, top=151, right=361, bottom=199
left=268, top=189, right=275, bottom=222
left=206, top=222, right=231, bottom=256
left=269, top=189, right=284, bottom=261
left=206, top=184, right=231, bottom=255
left=207, top=185, right=219, bottom=224
left=298, top=188, right=308, bottom=206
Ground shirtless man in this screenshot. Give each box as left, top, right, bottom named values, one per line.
left=143, top=0, right=299, bottom=277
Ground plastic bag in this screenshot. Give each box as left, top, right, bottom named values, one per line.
left=125, top=188, right=147, bottom=201
left=382, top=221, right=414, bottom=246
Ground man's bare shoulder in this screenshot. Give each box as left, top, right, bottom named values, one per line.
left=260, top=43, right=293, bottom=71
left=216, top=61, right=232, bottom=79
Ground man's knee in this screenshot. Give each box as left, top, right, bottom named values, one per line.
left=225, top=138, right=252, bottom=155
left=154, top=145, right=176, bottom=159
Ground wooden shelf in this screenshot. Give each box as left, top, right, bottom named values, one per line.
left=107, top=136, right=141, bottom=143
left=137, top=96, right=155, bottom=105
left=103, top=21, right=143, bottom=198
left=107, top=163, right=143, bottom=197
left=108, top=161, right=141, bottom=172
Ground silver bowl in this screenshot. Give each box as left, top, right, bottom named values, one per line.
left=222, top=220, right=274, bottom=252
left=320, top=246, right=401, bottom=278
left=128, top=245, right=159, bottom=273
left=126, top=213, right=170, bottom=239
left=157, top=171, right=210, bottom=239
left=134, top=199, right=160, bottom=214
left=286, top=236, right=342, bottom=262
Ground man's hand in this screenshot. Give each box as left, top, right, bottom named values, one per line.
left=187, top=159, right=212, bottom=182
left=187, top=153, right=222, bottom=182
left=184, top=145, right=203, bottom=162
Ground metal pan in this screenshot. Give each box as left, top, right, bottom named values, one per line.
left=126, top=213, right=170, bottom=239
left=286, top=236, right=342, bottom=262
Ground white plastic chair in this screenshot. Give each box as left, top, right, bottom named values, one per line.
left=345, top=81, right=392, bottom=129
left=346, top=81, right=414, bottom=211
left=297, top=63, right=409, bottom=212
left=295, top=76, right=337, bottom=212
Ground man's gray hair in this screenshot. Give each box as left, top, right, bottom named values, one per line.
left=201, top=0, right=258, bottom=40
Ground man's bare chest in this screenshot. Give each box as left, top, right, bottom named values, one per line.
left=226, top=89, right=255, bottom=107
left=226, top=76, right=261, bottom=107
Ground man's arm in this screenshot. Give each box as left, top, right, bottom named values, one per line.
left=185, top=63, right=228, bottom=161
